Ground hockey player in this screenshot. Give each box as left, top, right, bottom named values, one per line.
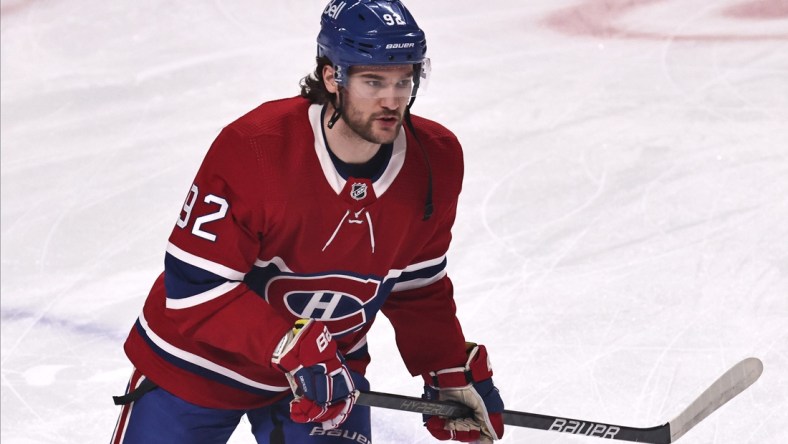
left=110, top=1, right=504, bottom=443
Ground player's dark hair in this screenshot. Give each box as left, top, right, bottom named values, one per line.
left=299, top=56, right=336, bottom=105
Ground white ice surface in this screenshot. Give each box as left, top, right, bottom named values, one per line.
left=2, top=0, right=787, bottom=443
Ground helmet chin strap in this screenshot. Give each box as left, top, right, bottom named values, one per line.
left=327, top=88, right=343, bottom=129
left=404, top=64, right=434, bottom=221
left=403, top=102, right=434, bottom=221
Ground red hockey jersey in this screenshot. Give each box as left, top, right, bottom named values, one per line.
left=124, top=96, right=468, bottom=409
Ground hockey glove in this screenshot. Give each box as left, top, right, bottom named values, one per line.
left=271, top=319, right=359, bottom=430
left=422, top=343, right=504, bottom=443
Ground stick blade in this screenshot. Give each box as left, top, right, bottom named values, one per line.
left=669, top=357, right=763, bottom=442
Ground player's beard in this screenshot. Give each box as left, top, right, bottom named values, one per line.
left=340, top=97, right=404, bottom=145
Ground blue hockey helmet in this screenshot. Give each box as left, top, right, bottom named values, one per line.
left=317, top=0, right=429, bottom=93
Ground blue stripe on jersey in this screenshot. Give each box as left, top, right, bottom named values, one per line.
left=164, top=252, right=228, bottom=299
left=397, top=257, right=447, bottom=284
left=243, top=262, right=393, bottom=295
left=344, top=343, right=370, bottom=362
left=134, top=320, right=286, bottom=397
left=242, top=261, right=281, bottom=296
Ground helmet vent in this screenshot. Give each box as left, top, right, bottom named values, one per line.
left=342, top=37, right=375, bottom=52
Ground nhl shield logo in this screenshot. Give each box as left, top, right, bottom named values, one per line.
left=350, top=182, right=367, bottom=201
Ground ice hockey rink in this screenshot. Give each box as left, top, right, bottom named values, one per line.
left=2, top=0, right=787, bottom=442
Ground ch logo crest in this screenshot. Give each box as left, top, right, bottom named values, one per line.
left=266, top=274, right=384, bottom=336
left=350, top=182, right=367, bottom=201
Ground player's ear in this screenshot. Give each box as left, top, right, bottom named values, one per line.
left=323, top=65, right=339, bottom=94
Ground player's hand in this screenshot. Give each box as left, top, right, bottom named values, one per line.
left=272, top=319, right=359, bottom=430
left=422, top=343, right=504, bottom=443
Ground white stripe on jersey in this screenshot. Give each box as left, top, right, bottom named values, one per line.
left=346, top=336, right=368, bottom=355
left=166, top=242, right=246, bottom=280
left=391, top=269, right=447, bottom=292
left=254, top=256, right=294, bottom=272
left=389, top=254, right=448, bottom=292
left=254, top=254, right=448, bottom=293
left=401, top=255, right=447, bottom=273
left=165, top=281, right=241, bottom=310
left=138, top=312, right=289, bottom=392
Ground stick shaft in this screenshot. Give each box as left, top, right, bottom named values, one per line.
left=356, top=391, right=670, bottom=443
left=356, top=357, right=763, bottom=443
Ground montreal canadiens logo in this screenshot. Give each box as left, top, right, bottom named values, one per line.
left=350, top=182, right=367, bottom=201
left=266, top=274, right=385, bottom=336
left=285, top=291, right=366, bottom=334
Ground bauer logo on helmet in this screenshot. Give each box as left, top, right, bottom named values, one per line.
left=385, top=43, right=415, bottom=49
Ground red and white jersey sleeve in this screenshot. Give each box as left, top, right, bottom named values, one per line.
left=125, top=127, right=295, bottom=409
left=382, top=120, right=468, bottom=376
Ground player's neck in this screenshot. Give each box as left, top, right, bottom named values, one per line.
left=323, top=106, right=380, bottom=165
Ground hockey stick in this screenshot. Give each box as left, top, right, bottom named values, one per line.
left=357, top=357, right=763, bottom=443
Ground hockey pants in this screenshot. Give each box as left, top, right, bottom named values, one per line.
left=110, top=368, right=372, bottom=444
